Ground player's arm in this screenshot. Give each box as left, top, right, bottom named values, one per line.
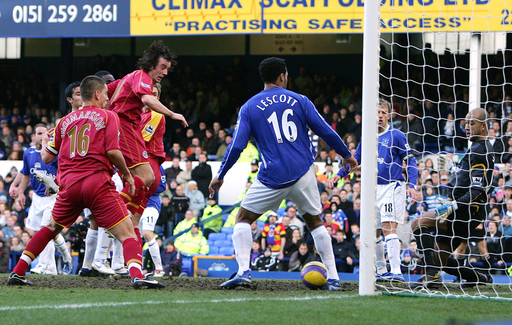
left=17, top=174, right=31, bottom=209
left=209, top=106, right=252, bottom=197
left=106, top=149, right=135, bottom=196
left=42, top=128, right=57, bottom=164
left=9, top=171, right=23, bottom=199
left=141, top=95, right=188, bottom=127
left=398, top=133, right=419, bottom=199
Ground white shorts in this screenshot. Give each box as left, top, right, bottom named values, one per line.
left=25, top=192, right=57, bottom=232
left=140, top=207, right=159, bottom=232
left=376, top=182, right=406, bottom=227
left=241, top=165, right=322, bottom=216
left=112, top=172, right=123, bottom=192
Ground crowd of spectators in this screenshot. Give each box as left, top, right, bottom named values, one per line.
left=4, top=49, right=512, bottom=274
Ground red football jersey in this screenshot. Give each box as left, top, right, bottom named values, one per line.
left=108, top=69, right=153, bottom=124
left=141, top=110, right=166, bottom=165
left=46, top=106, right=121, bottom=187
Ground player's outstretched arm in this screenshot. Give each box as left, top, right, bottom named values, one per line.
left=142, top=94, right=188, bottom=127
left=106, top=149, right=135, bottom=196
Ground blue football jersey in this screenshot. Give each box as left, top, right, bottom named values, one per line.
left=147, top=166, right=166, bottom=210
left=21, top=147, right=58, bottom=196
left=354, top=125, right=418, bottom=186
left=217, top=87, right=351, bottom=189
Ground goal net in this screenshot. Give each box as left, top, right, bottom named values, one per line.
left=370, top=0, right=512, bottom=300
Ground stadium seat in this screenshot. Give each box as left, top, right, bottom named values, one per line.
left=208, top=233, right=226, bottom=241
left=219, top=247, right=235, bottom=256
left=214, top=240, right=232, bottom=248
left=226, top=234, right=232, bottom=242
left=208, top=247, right=219, bottom=255
left=182, top=256, right=193, bottom=276
left=221, top=227, right=233, bottom=234
left=221, top=214, right=230, bottom=222
left=207, top=239, right=215, bottom=246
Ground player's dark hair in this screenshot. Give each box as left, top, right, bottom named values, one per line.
left=259, top=57, right=287, bottom=84
left=94, top=70, right=112, bottom=78
left=80, top=76, right=106, bottom=102
left=137, top=40, right=177, bottom=72
left=379, top=98, right=392, bottom=113
left=65, top=81, right=81, bottom=103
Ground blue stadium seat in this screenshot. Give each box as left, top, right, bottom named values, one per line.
left=182, top=256, right=193, bottom=276
left=256, top=220, right=265, bottom=229
left=221, top=214, right=230, bottom=222
left=207, top=239, right=215, bottom=246
left=221, top=227, right=233, bottom=234
left=209, top=233, right=226, bottom=241
left=219, top=247, right=235, bottom=256
left=208, top=247, right=219, bottom=255
left=226, top=234, right=232, bottom=242
left=214, top=240, right=232, bottom=247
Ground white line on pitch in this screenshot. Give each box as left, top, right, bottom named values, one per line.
left=0, top=294, right=356, bottom=311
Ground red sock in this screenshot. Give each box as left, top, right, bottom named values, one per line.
left=13, top=227, right=55, bottom=276
left=122, top=237, right=144, bottom=279
left=133, top=227, right=143, bottom=246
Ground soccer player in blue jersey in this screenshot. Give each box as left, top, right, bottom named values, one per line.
left=333, top=98, right=419, bottom=282
left=209, top=57, right=358, bottom=290
left=140, top=166, right=166, bottom=277
left=17, top=123, right=73, bottom=275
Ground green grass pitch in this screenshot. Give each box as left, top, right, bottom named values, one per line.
left=1, top=275, right=511, bottom=325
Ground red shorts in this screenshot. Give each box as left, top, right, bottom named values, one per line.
left=119, top=117, right=149, bottom=168
left=52, top=172, right=129, bottom=230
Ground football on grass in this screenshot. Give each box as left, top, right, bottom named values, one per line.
left=300, top=261, right=328, bottom=289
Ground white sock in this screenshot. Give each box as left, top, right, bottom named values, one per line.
left=148, top=238, right=163, bottom=271
left=375, top=237, right=387, bottom=274
left=94, top=228, right=110, bottom=263
left=46, top=241, right=57, bottom=272
left=311, top=226, right=339, bottom=280
left=38, top=241, right=53, bottom=270
left=111, top=238, right=125, bottom=270
left=232, top=222, right=252, bottom=276
left=385, top=234, right=401, bottom=275
left=83, top=228, right=98, bottom=269
left=54, top=234, right=72, bottom=263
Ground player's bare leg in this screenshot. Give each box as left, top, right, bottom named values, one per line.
left=303, top=213, right=341, bottom=290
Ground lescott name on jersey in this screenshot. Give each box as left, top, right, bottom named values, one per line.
left=256, top=94, right=298, bottom=111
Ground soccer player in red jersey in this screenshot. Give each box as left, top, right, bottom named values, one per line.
left=108, top=41, right=187, bottom=244
left=7, top=76, right=164, bottom=289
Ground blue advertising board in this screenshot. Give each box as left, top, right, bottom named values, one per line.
left=0, top=0, right=129, bottom=38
